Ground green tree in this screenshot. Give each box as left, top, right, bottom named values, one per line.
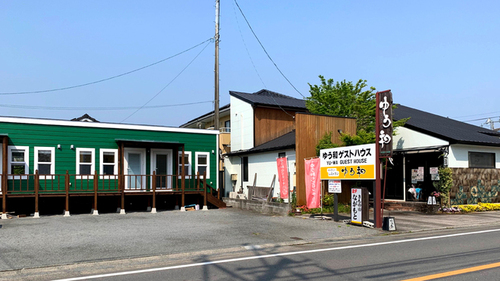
left=307, top=76, right=376, bottom=134
left=308, top=75, right=407, bottom=153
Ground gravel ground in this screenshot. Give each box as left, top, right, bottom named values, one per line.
left=0, top=208, right=376, bottom=271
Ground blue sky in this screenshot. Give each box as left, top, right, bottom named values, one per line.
left=1, top=0, right=499, bottom=128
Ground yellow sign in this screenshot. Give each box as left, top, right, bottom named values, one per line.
left=320, top=143, right=376, bottom=180
left=321, top=165, right=375, bottom=180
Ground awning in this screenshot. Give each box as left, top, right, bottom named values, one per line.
left=393, top=145, right=448, bottom=155
left=115, top=139, right=183, bottom=148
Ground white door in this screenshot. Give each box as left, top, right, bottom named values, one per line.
left=124, top=148, right=146, bottom=190
left=151, top=149, right=173, bottom=189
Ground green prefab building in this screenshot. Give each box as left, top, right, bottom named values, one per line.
left=0, top=116, right=225, bottom=218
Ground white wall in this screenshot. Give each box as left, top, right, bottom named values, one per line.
left=393, top=127, right=449, bottom=150
left=230, top=96, right=254, bottom=151
left=448, top=144, right=500, bottom=168
left=224, top=149, right=296, bottom=199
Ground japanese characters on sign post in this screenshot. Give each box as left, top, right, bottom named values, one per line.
left=276, top=157, right=289, bottom=199
left=305, top=158, right=321, bottom=209
left=351, top=188, right=363, bottom=224
left=378, top=90, right=393, bottom=157
left=320, top=143, right=376, bottom=180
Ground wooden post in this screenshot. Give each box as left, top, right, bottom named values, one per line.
left=203, top=171, right=207, bottom=211
left=64, top=171, right=70, bottom=217
left=181, top=146, right=185, bottom=211
left=34, top=170, right=40, bottom=218
left=375, top=92, right=382, bottom=228
left=2, top=137, right=7, bottom=219
left=93, top=170, right=98, bottom=215
left=119, top=142, right=125, bottom=214
left=151, top=171, right=157, bottom=213
left=196, top=171, right=200, bottom=191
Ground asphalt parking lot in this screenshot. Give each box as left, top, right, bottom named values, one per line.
left=0, top=208, right=376, bottom=272
left=2, top=208, right=500, bottom=273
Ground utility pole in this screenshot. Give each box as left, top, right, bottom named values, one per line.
left=214, top=0, right=220, bottom=131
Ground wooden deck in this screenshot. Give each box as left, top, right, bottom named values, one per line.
left=1, top=171, right=226, bottom=217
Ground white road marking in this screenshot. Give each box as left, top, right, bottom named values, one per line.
left=54, top=228, right=500, bottom=281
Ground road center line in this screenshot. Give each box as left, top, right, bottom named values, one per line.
left=401, top=261, right=500, bottom=280
left=54, top=228, right=500, bottom=281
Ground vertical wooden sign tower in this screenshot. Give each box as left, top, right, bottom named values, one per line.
left=375, top=90, right=393, bottom=228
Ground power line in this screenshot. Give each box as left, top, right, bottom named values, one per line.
left=121, top=40, right=212, bottom=122
left=233, top=0, right=305, bottom=98
left=231, top=1, right=267, bottom=88
left=0, top=101, right=213, bottom=111
left=454, top=110, right=500, bottom=120
left=0, top=38, right=213, bottom=95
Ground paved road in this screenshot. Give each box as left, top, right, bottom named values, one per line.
left=42, top=227, right=500, bottom=280
left=1, top=209, right=500, bottom=280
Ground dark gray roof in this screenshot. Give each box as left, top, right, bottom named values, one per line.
left=394, top=105, right=500, bottom=146
left=226, top=130, right=295, bottom=156
left=71, top=113, right=99, bottom=122
left=230, top=89, right=307, bottom=110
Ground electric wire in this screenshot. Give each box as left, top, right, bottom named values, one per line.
left=231, top=1, right=267, bottom=88
left=0, top=38, right=213, bottom=95
left=232, top=0, right=298, bottom=119
left=233, top=0, right=305, bottom=99
left=453, top=110, right=500, bottom=119
left=120, top=39, right=212, bottom=122
left=0, top=101, right=213, bottom=111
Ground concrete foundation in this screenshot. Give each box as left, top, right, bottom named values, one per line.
left=223, top=198, right=290, bottom=216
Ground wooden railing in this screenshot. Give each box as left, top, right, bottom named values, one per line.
left=5, top=170, right=213, bottom=195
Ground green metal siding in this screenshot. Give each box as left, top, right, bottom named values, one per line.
left=0, top=122, right=218, bottom=184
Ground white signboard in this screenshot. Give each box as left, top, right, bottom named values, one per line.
left=351, top=188, right=363, bottom=225
left=328, top=180, right=342, bottom=193
left=320, top=143, right=376, bottom=180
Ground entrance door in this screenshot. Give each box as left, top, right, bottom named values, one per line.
left=151, top=149, right=173, bottom=189
left=124, top=148, right=146, bottom=190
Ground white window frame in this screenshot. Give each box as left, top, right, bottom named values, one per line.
left=195, top=152, right=210, bottom=179
left=100, top=149, right=118, bottom=179
left=8, top=146, right=29, bottom=179
left=124, top=148, right=146, bottom=190
left=178, top=151, right=192, bottom=178
left=35, top=147, right=55, bottom=179
left=76, top=148, right=95, bottom=179
left=150, top=148, right=173, bottom=190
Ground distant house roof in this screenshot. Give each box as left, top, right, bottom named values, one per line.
left=230, top=89, right=307, bottom=110
left=71, top=113, right=99, bottom=122
left=394, top=105, right=500, bottom=146
left=226, top=130, right=296, bottom=156
left=179, top=104, right=230, bottom=128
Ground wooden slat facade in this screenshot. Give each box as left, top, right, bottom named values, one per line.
left=254, top=107, right=301, bottom=147
left=295, top=113, right=357, bottom=206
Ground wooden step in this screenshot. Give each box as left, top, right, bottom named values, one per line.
left=207, top=193, right=226, bottom=209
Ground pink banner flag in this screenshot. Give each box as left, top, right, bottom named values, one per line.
left=304, top=158, right=321, bottom=208
left=277, top=157, right=289, bottom=199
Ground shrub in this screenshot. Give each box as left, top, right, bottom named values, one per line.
left=433, top=167, right=453, bottom=207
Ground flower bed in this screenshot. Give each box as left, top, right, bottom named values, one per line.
left=451, top=203, right=500, bottom=213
